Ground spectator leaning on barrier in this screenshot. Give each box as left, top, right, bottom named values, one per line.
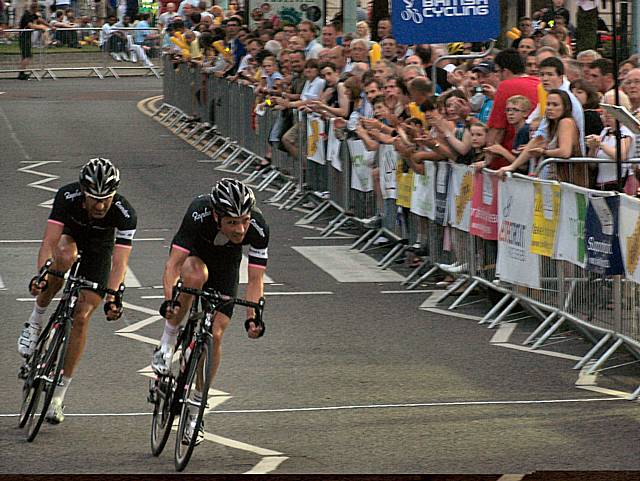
left=484, top=48, right=539, bottom=169
left=18, top=1, right=48, bottom=80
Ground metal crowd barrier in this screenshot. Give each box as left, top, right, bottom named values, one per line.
left=158, top=65, right=640, bottom=399
left=0, top=27, right=161, bottom=79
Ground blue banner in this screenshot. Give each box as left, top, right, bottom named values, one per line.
left=584, top=195, right=625, bottom=276
left=391, top=0, right=500, bottom=45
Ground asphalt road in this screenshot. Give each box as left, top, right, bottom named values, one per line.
left=0, top=78, right=639, bottom=476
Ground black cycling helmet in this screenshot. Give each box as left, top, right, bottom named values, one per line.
left=210, top=178, right=256, bottom=217
left=79, top=158, right=120, bottom=199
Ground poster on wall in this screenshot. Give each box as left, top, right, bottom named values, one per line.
left=248, top=0, right=325, bottom=28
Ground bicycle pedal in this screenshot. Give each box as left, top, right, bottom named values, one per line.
left=17, top=364, right=30, bottom=380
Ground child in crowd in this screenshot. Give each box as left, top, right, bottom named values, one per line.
left=483, top=95, right=531, bottom=171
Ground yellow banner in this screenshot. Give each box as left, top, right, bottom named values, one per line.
left=530, top=182, right=561, bottom=257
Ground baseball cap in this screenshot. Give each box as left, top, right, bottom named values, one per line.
left=471, top=61, right=496, bottom=74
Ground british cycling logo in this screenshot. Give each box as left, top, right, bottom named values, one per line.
left=192, top=208, right=211, bottom=223
left=65, top=190, right=83, bottom=201
left=401, top=0, right=490, bottom=24
left=115, top=200, right=131, bottom=218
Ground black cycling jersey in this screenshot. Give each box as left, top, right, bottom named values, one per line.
left=171, top=194, right=269, bottom=269
left=49, top=182, right=138, bottom=247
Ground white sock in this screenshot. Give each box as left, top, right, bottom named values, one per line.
left=53, top=376, right=72, bottom=403
left=192, top=389, right=202, bottom=403
left=160, top=321, right=179, bottom=350
left=28, top=304, right=47, bottom=329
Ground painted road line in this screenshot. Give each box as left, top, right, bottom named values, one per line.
left=122, top=301, right=160, bottom=316
left=140, top=291, right=334, bottom=299
left=0, top=237, right=164, bottom=243
left=497, top=476, right=525, bottom=481
left=17, top=297, right=61, bottom=302
left=115, top=331, right=159, bottom=346
left=117, top=315, right=163, bottom=333
left=199, top=431, right=283, bottom=456
left=124, top=267, right=142, bottom=288
left=490, top=322, right=518, bottom=344
left=381, top=289, right=438, bottom=294
left=0, top=275, right=5, bottom=290
left=494, top=342, right=582, bottom=361
left=244, top=457, right=290, bottom=474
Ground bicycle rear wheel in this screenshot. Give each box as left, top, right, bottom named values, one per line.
left=150, top=374, right=177, bottom=456
left=25, top=320, right=69, bottom=442
left=174, top=334, right=213, bottom=472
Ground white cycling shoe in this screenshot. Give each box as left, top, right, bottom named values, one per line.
left=151, top=345, right=174, bottom=376
left=46, top=398, right=65, bottom=424
left=183, top=412, right=204, bottom=446
left=18, top=323, right=40, bottom=358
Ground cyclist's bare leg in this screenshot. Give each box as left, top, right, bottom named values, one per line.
left=196, top=311, right=230, bottom=394
left=63, top=289, right=101, bottom=377
left=170, top=256, right=209, bottom=327
left=36, top=235, right=78, bottom=308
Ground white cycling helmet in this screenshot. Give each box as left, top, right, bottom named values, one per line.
left=210, top=178, right=255, bottom=217
left=79, top=158, right=120, bottom=199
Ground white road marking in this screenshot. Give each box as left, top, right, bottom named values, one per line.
left=18, top=161, right=61, bottom=208
left=124, top=267, right=142, bottom=288
left=494, top=342, right=582, bottom=361
left=0, top=237, right=164, bottom=243
left=122, top=301, right=159, bottom=316
left=240, top=255, right=274, bottom=283
left=199, top=432, right=283, bottom=456
left=117, top=315, right=163, bottom=333
left=497, top=476, right=526, bottom=481
left=244, top=457, right=290, bottom=474
left=381, top=289, right=437, bottom=294
left=490, top=323, right=518, bottom=344
left=115, top=332, right=159, bottom=346
left=139, top=291, right=333, bottom=299
left=1, top=107, right=31, bottom=160
left=292, top=245, right=404, bottom=283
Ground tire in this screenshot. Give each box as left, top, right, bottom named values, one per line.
left=25, top=320, right=69, bottom=442
left=150, top=374, right=177, bottom=456
left=174, top=334, right=213, bottom=472
left=18, top=320, right=54, bottom=429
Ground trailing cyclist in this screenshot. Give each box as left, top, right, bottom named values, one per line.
left=151, top=178, right=268, bottom=443
left=18, top=158, right=137, bottom=425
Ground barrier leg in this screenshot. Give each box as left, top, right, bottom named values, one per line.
left=573, top=332, right=613, bottom=370
left=380, top=245, right=409, bottom=269
left=479, top=292, right=512, bottom=325
left=630, top=385, right=640, bottom=401
left=256, top=169, right=281, bottom=191
left=402, top=259, right=431, bottom=286
left=267, top=181, right=295, bottom=204
left=530, top=316, right=566, bottom=350
left=487, top=297, right=521, bottom=329
left=448, top=279, right=480, bottom=311
left=434, top=277, right=468, bottom=305
left=296, top=200, right=332, bottom=226
left=320, top=213, right=349, bottom=237
left=406, top=265, right=440, bottom=290
left=350, top=229, right=377, bottom=250
left=523, top=311, right=558, bottom=345
left=586, top=338, right=624, bottom=375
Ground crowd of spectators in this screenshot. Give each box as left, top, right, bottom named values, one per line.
left=155, top=0, right=640, bottom=269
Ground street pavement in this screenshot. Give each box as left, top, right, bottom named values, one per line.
left=0, top=78, right=639, bottom=476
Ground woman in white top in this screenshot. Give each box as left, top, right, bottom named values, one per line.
left=586, top=111, right=635, bottom=190
left=299, top=59, right=325, bottom=101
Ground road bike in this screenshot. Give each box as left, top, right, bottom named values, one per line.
left=18, top=257, right=124, bottom=442
left=148, top=280, right=265, bottom=471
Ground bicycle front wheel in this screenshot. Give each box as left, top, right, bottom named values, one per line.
left=174, top=334, right=213, bottom=472
left=150, top=374, right=177, bottom=456
left=25, top=320, right=69, bottom=442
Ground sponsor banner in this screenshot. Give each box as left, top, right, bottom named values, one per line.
left=619, top=194, right=640, bottom=283
left=435, top=161, right=449, bottom=226
left=470, top=170, right=498, bottom=240
left=554, top=183, right=589, bottom=268
left=497, top=177, right=540, bottom=289
left=378, top=144, right=398, bottom=200
left=391, top=0, right=500, bottom=45
left=410, top=161, right=436, bottom=219
left=248, top=0, right=324, bottom=28
left=447, top=164, right=473, bottom=232
left=306, top=115, right=325, bottom=165
left=584, top=194, right=624, bottom=275
left=326, top=118, right=341, bottom=172
left=530, top=181, right=561, bottom=257
left=348, top=139, right=374, bottom=192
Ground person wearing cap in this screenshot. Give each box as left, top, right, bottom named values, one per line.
left=470, top=61, right=499, bottom=124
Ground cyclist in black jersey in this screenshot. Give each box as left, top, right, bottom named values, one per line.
left=18, top=158, right=137, bottom=425
left=152, top=178, right=268, bottom=438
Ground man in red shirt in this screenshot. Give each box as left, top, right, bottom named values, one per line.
left=486, top=48, right=540, bottom=168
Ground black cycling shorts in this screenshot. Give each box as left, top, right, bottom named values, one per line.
left=62, top=228, right=112, bottom=297
left=19, top=31, right=32, bottom=59
left=189, top=244, right=242, bottom=319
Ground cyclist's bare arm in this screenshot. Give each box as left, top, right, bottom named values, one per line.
left=37, top=221, right=64, bottom=272
left=245, top=265, right=265, bottom=338
left=162, top=246, right=190, bottom=320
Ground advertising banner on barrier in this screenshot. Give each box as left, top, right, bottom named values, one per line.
left=378, top=144, right=398, bottom=200
left=497, top=177, right=540, bottom=288
left=435, top=161, right=449, bottom=226
left=619, top=194, right=640, bottom=283
left=470, top=171, right=498, bottom=240
left=410, top=161, right=436, bottom=219
left=554, top=183, right=588, bottom=268
left=585, top=194, right=624, bottom=275
left=391, top=0, right=500, bottom=45
left=348, top=139, right=374, bottom=192
left=307, top=115, right=325, bottom=165
left=326, top=119, right=341, bottom=172
left=448, top=164, right=473, bottom=232
left=530, top=181, right=561, bottom=257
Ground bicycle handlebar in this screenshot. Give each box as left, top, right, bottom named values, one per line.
left=171, top=280, right=265, bottom=319
left=39, top=258, right=125, bottom=299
